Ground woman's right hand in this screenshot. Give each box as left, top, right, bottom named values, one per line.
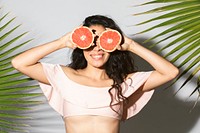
left=59, top=31, right=77, bottom=49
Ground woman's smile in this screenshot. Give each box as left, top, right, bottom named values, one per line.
left=83, top=25, right=110, bottom=68
left=90, top=52, right=104, bottom=60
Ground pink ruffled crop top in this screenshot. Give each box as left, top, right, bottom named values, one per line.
left=38, top=63, right=154, bottom=120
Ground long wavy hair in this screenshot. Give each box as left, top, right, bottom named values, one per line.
left=68, top=15, right=136, bottom=112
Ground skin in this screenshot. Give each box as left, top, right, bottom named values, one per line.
left=11, top=24, right=179, bottom=133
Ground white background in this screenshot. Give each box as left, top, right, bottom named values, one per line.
left=0, top=0, right=199, bottom=133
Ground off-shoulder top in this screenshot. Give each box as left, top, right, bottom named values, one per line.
left=38, top=63, right=154, bottom=120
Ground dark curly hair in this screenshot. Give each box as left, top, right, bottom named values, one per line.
left=68, top=15, right=136, bottom=113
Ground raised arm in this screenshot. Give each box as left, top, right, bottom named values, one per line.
left=11, top=32, right=73, bottom=84
left=119, top=36, right=179, bottom=91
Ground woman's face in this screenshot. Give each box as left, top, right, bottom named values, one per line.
left=83, top=25, right=110, bottom=69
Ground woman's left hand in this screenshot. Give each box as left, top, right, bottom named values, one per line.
left=117, top=35, right=134, bottom=51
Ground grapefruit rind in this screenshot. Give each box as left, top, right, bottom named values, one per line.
left=71, top=26, right=94, bottom=49
left=99, top=29, right=122, bottom=52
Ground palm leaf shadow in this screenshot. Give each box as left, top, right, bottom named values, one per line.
left=134, top=0, right=200, bottom=101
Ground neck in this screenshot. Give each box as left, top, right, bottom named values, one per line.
left=79, top=65, right=109, bottom=80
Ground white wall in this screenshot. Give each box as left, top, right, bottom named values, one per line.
left=1, top=0, right=199, bottom=133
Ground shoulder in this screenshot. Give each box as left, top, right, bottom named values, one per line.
left=126, top=71, right=153, bottom=80
left=60, top=65, right=78, bottom=77
left=123, top=71, right=153, bottom=90
left=60, top=65, right=78, bottom=79
left=126, top=72, right=136, bottom=80
left=40, top=62, right=77, bottom=77
left=121, top=71, right=154, bottom=97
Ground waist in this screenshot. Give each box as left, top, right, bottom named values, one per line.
left=64, top=115, right=120, bottom=133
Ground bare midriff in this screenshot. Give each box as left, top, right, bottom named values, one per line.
left=64, top=115, right=120, bottom=133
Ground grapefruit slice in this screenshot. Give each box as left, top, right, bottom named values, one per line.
left=99, top=29, right=122, bottom=52
left=71, top=26, right=94, bottom=49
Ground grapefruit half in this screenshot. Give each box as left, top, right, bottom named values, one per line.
left=99, top=29, right=122, bottom=52
left=71, top=26, right=94, bottom=49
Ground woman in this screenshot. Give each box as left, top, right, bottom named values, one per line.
left=12, top=15, right=179, bottom=133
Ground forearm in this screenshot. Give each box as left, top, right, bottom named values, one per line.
left=12, top=38, right=66, bottom=68
left=128, top=41, right=179, bottom=78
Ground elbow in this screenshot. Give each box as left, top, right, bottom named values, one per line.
left=11, top=57, right=21, bottom=70
left=169, top=67, right=179, bottom=80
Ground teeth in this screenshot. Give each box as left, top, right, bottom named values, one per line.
left=92, top=55, right=102, bottom=59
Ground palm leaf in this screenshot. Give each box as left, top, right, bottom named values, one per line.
left=0, top=9, right=42, bottom=132
left=0, top=106, right=32, bottom=111
left=0, top=34, right=32, bottom=59
left=0, top=85, right=38, bottom=93
left=170, top=39, right=199, bottom=62
left=181, top=65, right=199, bottom=93
left=0, top=113, right=30, bottom=119
left=137, top=10, right=200, bottom=34
left=0, top=72, right=22, bottom=81
left=174, top=63, right=199, bottom=95
left=0, top=25, right=21, bottom=42
left=134, top=0, right=200, bottom=98
left=0, top=119, right=29, bottom=127
left=0, top=93, right=42, bottom=99
left=158, top=24, right=200, bottom=52
left=0, top=124, right=28, bottom=133
left=177, top=48, right=200, bottom=68
left=138, top=1, right=200, bottom=14
left=0, top=78, right=33, bottom=87
left=0, top=62, right=11, bottom=70
left=145, top=17, right=200, bottom=47
left=0, top=54, right=20, bottom=64
left=0, top=100, right=42, bottom=105
left=0, top=14, right=15, bottom=32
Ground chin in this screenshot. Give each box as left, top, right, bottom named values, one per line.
left=93, top=64, right=104, bottom=68
left=90, top=62, right=106, bottom=68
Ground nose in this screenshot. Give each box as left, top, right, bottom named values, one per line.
left=93, top=42, right=101, bottom=51
left=93, top=35, right=101, bottom=51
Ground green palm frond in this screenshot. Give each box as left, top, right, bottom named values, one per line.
left=134, top=0, right=200, bottom=97
left=0, top=9, right=42, bottom=132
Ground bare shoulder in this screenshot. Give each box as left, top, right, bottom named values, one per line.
left=60, top=65, right=77, bottom=76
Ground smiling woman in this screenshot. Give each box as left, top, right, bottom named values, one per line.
left=11, top=15, right=179, bottom=133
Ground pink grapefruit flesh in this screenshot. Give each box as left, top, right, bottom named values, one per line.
left=71, top=26, right=94, bottom=49
left=99, top=29, right=121, bottom=52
